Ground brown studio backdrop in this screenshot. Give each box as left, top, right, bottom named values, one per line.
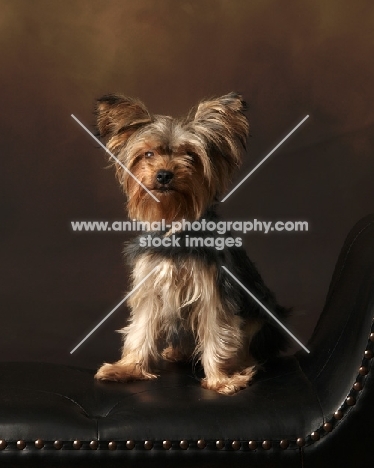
left=0, top=0, right=373, bottom=368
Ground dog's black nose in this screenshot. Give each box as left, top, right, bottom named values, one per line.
left=156, top=170, right=173, bottom=185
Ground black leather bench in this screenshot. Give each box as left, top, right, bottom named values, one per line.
left=1, top=214, right=374, bottom=467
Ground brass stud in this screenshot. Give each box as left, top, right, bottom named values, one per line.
left=197, top=439, right=206, bottom=449
left=296, top=438, right=305, bottom=447
left=232, top=440, right=241, bottom=450
left=162, top=440, right=172, bottom=450
left=359, top=366, right=368, bottom=376
left=346, top=396, right=356, bottom=406
left=16, top=440, right=26, bottom=450
left=248, top=440, right=257, bottom=450
left=144, top=440, right=153, bottom=450
left=262, top=440, right=271, bottom=450
left=369, top=333, right=374, bottom=342
left=89, top=440, right=98, bottom=450
left=353, top=381, right=363, bottom=391
left=126, top=440, right=135, bottom=450
left=364, top=350, right=373, bottom=359
left=35, top=439, right=44, bottom=449
left=279, top=439, right=289, bottom=449
left=180, top=440, right=189, bottom=450
left=323, top=423, right=333, bottom=432
left=216, top=440, right=224, bottom=450
left=108, top=441, right=117, bottom=450
left=310, top=432, right=320, bottom=441
left=334, top=410, right=344, bottom=420
left=53, top=440, right=63, bottom=450
left=0, top=440, right=7, bottom=450
left=73, top=440, right=81, bottom=450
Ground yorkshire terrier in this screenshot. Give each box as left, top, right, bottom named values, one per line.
left=94, top=92, right=288, bottom=395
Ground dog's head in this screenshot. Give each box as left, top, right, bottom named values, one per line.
left=96, top=92, right=249, bottom=223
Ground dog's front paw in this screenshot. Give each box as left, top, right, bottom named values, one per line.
left=201, top=366, right=256, bottom=395
left=94, top=362, right=157, bottom=382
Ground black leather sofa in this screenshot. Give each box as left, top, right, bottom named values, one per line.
left=1, top=214, right=374, bottom=468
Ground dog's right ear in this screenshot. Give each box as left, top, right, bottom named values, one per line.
left=96, top=94, right=152, bottom=139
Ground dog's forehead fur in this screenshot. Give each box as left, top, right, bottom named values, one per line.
left=126, top=116, right=207, bottom=156
left=97, top=92, right=248, bottom=157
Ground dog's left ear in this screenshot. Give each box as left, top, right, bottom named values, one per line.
left=191, top=92, right=249, bottom=172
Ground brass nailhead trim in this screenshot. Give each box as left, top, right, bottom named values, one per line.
left=296, top=437, right=305, bottom=447
left=323, top=423, right=333, bottom=433
left=310, top=432, right=320, bottom=441
left=89, top=440, right=98, bottom=450
left=197, top=439, right=206, bottom=449
left=216, top=440, right=224, bottom=450
left=144, top=440, right=153, bottom=450
left=346, top=396, right=356, bottom=406
left=73, top=440, right=81, bottom=450
left=262, top=440, right=271, bottom=450
left=34, top=439, right=44, bottom=449
left=53, top=440, right=63, bottom=450
left=180, top=440, right=189, bottom=450
left=353, top=381, right=363, bottom=391
left=307, top=326, right=373, bottom=447
left=334, top=410, right=344, bottom=420
left=231, top=440, right=241, bottom=450
left=108, top=441, right=117, bottom=450
left=16, top=440, right=26, bottom=450
left=126, top=440, right=135, bottom=450
left=0, top=440, right=7, bottom=450
left=279, top=439, right=289, bottom=449
left=162, top=440, right=172, bottom=450
left=248, top=440, right=257, bottom=450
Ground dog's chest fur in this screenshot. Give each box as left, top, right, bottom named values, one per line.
left=129, top=252, right=219, bottom=316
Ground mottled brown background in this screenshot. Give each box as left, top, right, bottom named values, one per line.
left=1, top=0, right=373, bottom=368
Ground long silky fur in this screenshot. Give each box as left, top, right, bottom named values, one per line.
left=94, top=92, right=289, bottom=395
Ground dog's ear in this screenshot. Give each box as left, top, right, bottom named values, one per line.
left=96, top=94, right=152, bottom=139
left=188, top=92, right=249, bottom=191
left=192, top=92, right=249, bottom=157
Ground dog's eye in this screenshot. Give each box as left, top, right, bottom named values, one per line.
left=144, top=151, right=154, bottom=158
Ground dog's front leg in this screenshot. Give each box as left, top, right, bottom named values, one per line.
left=195, top=299, right=256, bottom=395
left=95, top=260, right=160, bottom=382
left=95, top=307, right=158, bottom=382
